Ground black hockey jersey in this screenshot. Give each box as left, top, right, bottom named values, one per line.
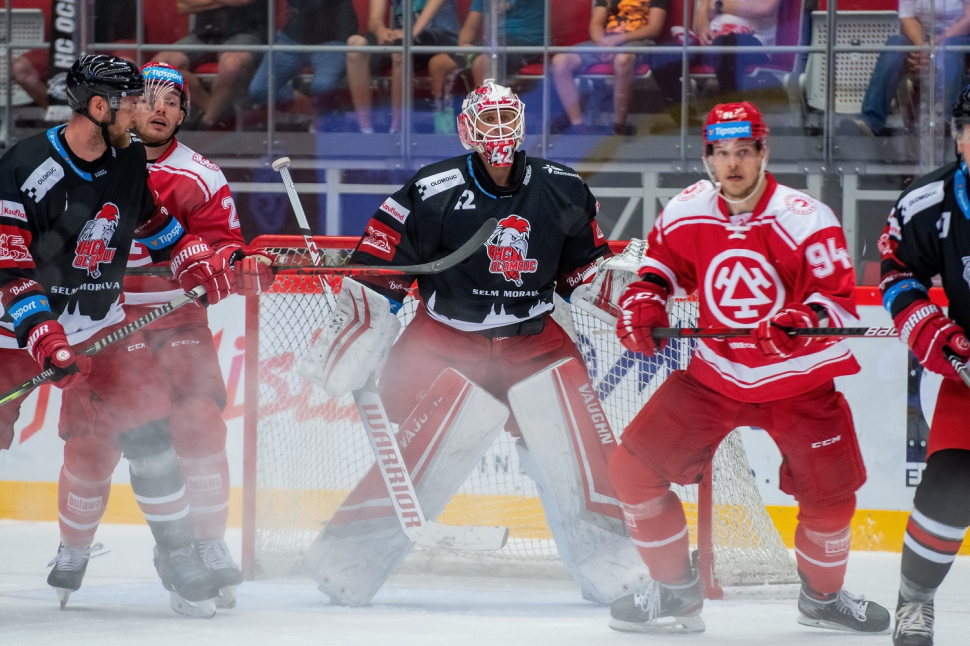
left=350, top=151, right=610, bottom=331
left=880, top=160, right=970, bottom=330
left=0, top=126, right=186, bottom=349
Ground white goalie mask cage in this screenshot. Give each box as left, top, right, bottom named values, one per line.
left=458, top=79, right=525, bottom=167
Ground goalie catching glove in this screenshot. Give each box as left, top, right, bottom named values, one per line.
left=170, top=235, right=235, bottom=305
left=571, top=238, right=647, bottom=326
left=299, top=278, right=401, bottom=397
left=26, top=321, right=91, bottom=389
left=895, top=300, right=970, bottom=380
left=616, top=279, right=669, bottom=357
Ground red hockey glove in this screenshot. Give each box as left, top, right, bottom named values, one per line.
left=616, top=280, right=669, bottom=356
left=895, top=300, right=970, bottom=380
left=26, top=321, right=90, bottom=389
left=234, top=247, right=276, bottom=296
left=753, top=303, right=819, bottom=359
left=170, top=235, right=235, bottom=305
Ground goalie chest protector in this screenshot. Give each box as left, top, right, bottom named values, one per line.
left=350, top=152, right=609, bottom=331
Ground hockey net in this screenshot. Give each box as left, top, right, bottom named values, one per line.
left=242, top=236, right=799, bottom=597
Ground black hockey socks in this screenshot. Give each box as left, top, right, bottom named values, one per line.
left=118, top=420, right=194, bottom=550
left=901, top=449, right=970, bottom=598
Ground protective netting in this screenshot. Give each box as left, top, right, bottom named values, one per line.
left=248, top=237, right=798, bottom=590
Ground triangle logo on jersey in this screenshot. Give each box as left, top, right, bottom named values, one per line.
left=704, top=249, right=785, bottom=327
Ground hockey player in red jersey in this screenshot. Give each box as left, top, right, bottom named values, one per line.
left=879, top=86, right=970, bottom=646
left=117, top=62, right=271, bottom=607
left=0, top=55, right=237, bottom=617
left=607, top=102, right=890, bottom=634
left=299, top=80, right=653, bottom=607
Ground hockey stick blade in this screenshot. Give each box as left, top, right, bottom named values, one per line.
left=412, top=522, right=509, bottom=551
left=125, top=218, right=499, bottom=278
left=0, top=286, right=206, bottom=408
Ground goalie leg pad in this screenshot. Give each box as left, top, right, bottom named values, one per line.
left=298, top=278, right=401, bottom=398
left=302, top=368, right=509, bottom=606
left=508, top=357, right=651, bottom=603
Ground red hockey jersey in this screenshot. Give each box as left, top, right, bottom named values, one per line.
left=124, top=139, right=243, bottom=328
left=641, top=173, right=860, bottom=402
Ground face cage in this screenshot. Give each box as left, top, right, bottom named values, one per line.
left=461, top=105, right=524, bottom=166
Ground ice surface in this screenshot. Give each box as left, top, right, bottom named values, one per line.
left=2, top=520, right=968, bottom=646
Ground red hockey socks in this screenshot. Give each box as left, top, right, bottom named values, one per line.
left=794, top=524, right=851, bottom=595
left=58, top=467, right=111, bottom=547
left=180, top=451, right=231, bottom=541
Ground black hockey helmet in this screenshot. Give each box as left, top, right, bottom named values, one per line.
left=951, top=83, right=970, bottom=145
left=66, top=54, right=144, bottom=117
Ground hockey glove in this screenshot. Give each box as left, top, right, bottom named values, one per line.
left=170, top=235, right=235, bottom=305
left=895, top=300, right=970, bottom=380
left=616, top=280, right=669, bottom=356
left=26, top=321, right=91, bottom=389
left=234, top=246, right=276, bottom=296
left=753, top=303, right=819, bottom=359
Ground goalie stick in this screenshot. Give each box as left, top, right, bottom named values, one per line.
left=0, top=285, right=207, bottom=408
left=272, top=156, right=508, bottom=551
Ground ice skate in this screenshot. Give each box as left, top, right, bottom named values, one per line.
left=197, top=539, right=244, bottom=609
left=797, top=585, right=891, bottom=633
left=894, top=594, right=934, bottom=645
left=46, top=542, right=105, bottom=609
left=153, top=545, right=219, bottom=618
left=608, top=574, right=705, bottom=634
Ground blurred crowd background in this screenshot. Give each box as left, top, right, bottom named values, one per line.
left=0, top=0, right=962, bottom=285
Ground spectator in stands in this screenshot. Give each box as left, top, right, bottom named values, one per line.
left=844, top=0, right=970, bottom=137
left=346, top=0, right=461, bottom=134
left=248, top=0, right=358, bottom=123
left=13, top=0, right=138, bottom=109
left=155, top=0, right=268, bottom=129
left=424, top=0, right=546, bottom=133
left=551, top=0, right=669, bottom=136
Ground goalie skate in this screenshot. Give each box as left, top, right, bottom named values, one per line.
left=47, top=542, right=105, bottom=609
left=197, top=539, right=244, bottom=609
left=609, top=573, right=705, bottom=634
left=153, top=545, right=220, bottom=618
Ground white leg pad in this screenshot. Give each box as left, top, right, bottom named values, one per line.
left=302, top=368, right=509, bottom=606
left=508, top=357, right=651, bottom=603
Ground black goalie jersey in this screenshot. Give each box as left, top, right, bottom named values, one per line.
left=0, top=126, right=184, bottom=349
left=880, top=160, right=970, bottom=329
left=350, top=151, right=610, bottom=331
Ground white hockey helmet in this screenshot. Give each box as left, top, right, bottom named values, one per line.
left=458, top=79, right=525, bottom=167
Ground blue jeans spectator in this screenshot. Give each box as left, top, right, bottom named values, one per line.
left=859, top=33, right=970, bottom=135
left=249, top=31, right=346, bottom=106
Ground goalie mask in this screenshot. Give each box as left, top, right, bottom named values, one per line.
left=702, top=102, right=770, bottom=204
left=458, top=79, right=525, bottom=167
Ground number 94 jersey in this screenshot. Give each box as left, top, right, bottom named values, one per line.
left=642, top=173, right=860, bottom=402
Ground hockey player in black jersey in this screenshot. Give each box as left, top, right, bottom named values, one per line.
left=880, top=85, right=970, bottom=645
left=300, top=80, right=655, bottom=609
left=0, top=55, right=236, bottom=617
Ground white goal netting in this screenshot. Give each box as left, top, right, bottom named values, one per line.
left=244, top=237, right=798, bottom=594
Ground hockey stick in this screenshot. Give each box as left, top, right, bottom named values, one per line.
left=272, top=157, right=508, bottom=551
left=943, top=347, right=970, bottom=390
left=650, top=326, right=899, bottom=339
left=0, top=285, right=207, bottom=408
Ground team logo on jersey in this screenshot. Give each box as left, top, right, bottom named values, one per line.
left=73, top=203, right=119, bottom=279
left=0, top=228, right=32, bottom=267
left=415, top=168, right=463, bottom=200
left=704, top=249, right=785, bottom=326
left=360, top=219, right=401, bottom=261
left=380, top=196, right=411, bottom=223
left=677, top=181, right=706, bottom=202
left=192, top=152, right=220, bottom=172
left=784, top=193, right=817, bottom=215
left=484, top=215, right=538, bottom=287
left=0, top=200, right=27, bottom=223
left=20, top=157, right=64, bottom=202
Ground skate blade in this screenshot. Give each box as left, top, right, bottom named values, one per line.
left=797, top=614, right=891, bottom=634
left=169, top=591, right=216, bottom=619
left=215, top=586, right=236, bottom=610
left=609, top=614, right=706, bottom=634
left=54, top=588, right=72, bottom=610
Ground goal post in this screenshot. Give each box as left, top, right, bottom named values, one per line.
left=241, top=235, right=800, bottom=596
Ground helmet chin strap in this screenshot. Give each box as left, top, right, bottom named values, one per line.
left=706, top=155, right=768, bottom=206
left=81, top=104, right=117, bottom=150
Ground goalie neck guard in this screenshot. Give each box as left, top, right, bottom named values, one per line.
left=458, top=79, right=525, bottom=167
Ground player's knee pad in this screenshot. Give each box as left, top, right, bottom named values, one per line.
left=168, top=396, right=227, bottom=458
left=302, top=368, right=509, bottom=606
left=608, top=444, right=670, bottom=505
left=63, top=432, right=123, bottom=481
left=118, top=419, right=176, bottom=475
left=508, top=358, right=651, bottom=603
left=798, top=493, right=856, bottom=534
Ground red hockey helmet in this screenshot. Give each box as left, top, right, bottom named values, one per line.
left=702, top=102, right=769, bottom=151
left=140, top=61, right=189, bottom=115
